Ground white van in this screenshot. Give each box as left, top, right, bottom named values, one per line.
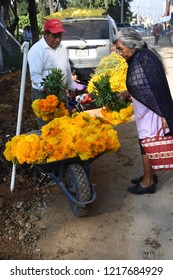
left=61, top=15, right=118, bottom=82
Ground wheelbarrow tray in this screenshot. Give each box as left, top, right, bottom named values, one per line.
left=35, top=153, right=103, bottom=174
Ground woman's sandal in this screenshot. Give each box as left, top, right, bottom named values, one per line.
left=131, top=174, right=158, bottom=185
left=128, top=183, right=156, bottom=194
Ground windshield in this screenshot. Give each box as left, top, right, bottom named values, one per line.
left=62, top=20, right=109, bottom=40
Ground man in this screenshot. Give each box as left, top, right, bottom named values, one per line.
left=153, top=23, right=162, bottom=46
left=21, top=25, right=32, bottom=45
left=28, top=19, right=75, bottom=128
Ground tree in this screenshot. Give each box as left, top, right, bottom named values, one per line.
left=108, top=1, right=133, bottom=23
left=0, top=0, right=19, bottom=36
left=67, top=0, right=117, bottom=10
left=38, top=0, right=48, bottom=18
left=28, top=0, right=39, bottom=43
left=67, top=0, right=133, bottom=22
left=17, top=0, right=29, bottom=16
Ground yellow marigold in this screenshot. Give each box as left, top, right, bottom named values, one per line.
left=54, top=102, right=69, bottom=118
left=32, top=95, right=69, bottom=121
left=3, top=112, right=122, bottom=164
left=100, top=105, right=134, bottom=126
left=38, top=94, right=58, bottom=112
left=3, top=141, right=14, bottom=162
left=87, top=52, right=128, bottom=94
left=119, top=104, right=134, bottom=121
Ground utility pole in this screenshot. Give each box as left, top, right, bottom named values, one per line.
left=121, top=0, right=124, bottom=23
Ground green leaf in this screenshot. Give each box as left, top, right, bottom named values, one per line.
left=93, top=75, right=128, bottom=112
left=40, top=68, right=67, bottom=101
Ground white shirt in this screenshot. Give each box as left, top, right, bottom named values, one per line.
left=28, top=37, right=75, bottom=91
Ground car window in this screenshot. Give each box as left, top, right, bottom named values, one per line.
left=62, top=20, right=109, bottom=40
left=132, top=25, right=144, bottom=30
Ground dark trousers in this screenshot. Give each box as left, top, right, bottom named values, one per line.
left=31, top=88, right=50, bottom=129
left=154, top=35, right=160, bottom=46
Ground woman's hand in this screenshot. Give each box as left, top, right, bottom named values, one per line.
left=117, top=90, right=131, bottom=101
left=68, top=90, right=76, bottom=100
left=161, top=117, right=168, bottom=128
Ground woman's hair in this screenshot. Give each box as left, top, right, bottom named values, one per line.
left=114, top=27, right=162, bottom=61
left=114, top=27, right=145, bottom=49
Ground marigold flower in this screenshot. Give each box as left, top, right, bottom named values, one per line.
left=3, top=113, right=122, bottom=164
left=32, top=94, right=69, bottom=121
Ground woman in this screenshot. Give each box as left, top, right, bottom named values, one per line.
left=114, top=27, right=173, bottom=194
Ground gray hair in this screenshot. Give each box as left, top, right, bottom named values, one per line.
left=114, top=27, right=163, bottom=62
left=114, top=27, right=145, bottom=49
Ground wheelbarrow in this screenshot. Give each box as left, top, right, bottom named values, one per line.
left=33, top=153, right=103, bottom=217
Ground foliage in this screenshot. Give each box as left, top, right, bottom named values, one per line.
left=67, top=0, right=133, bottom=22
left=19, top=14, right=42, bottom=33
left=40, top=68, right=68, bottom=102
left=36, top=14, right=43, bottom=33
left=90, top=75, right=128, bottom=112
left=67, top=0, right=117, bottom=9
left=43, top=0, right=133, bottom=22
left=18, top=15, right=30, bottom=29
left=108, top=1, right=133, bottom=23
left=37, top=0, right=48, bottom=27
left=17, top=0, right=29, bottom=16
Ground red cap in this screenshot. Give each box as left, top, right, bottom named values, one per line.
left=44, top=19, right=65, bottom=34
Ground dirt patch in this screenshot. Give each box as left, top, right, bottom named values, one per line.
left=0, top=69, right=51, bottom=259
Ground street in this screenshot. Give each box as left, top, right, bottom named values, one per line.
left=32, top=35, right=173, bottom=260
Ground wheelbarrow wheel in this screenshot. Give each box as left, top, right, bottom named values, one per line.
left=65, top=163, right=92, bottom=217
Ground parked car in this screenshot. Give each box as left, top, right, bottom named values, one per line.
left=117, top=22, right=131, bottom=31
left=131, top=24, right=146, bottom=37
left=61, top=15, right=118, bottom=82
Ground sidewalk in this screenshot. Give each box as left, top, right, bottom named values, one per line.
left=27, top=35, right=173, bottom=260
left=147, top=35, right=173, bottom=97
left=124, top=36, right=173, bottom=259
left=158, top=36, right=173, bottom=97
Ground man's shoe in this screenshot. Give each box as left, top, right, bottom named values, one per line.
left=128, top=183, right=156, bottom=195
left=131, top=174, right=158, bottom=185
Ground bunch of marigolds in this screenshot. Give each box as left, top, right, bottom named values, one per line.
left=3, top=112, right=121, bottom=164
left=87, top=52, right=133, bottom=122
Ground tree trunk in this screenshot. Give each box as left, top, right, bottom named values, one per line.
left=28, top=0, right=39, bottom=44
left=48, top=0, right=54, bottom=14
left=59, top=0, right=67, bottom=9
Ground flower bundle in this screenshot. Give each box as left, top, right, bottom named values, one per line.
left=101, top=104, right=134, bottom=126
left=3, top=112, right=121, bottom=164
left=44, top=7, right=105, bottom=21
left=32, top=67, right=71, bottom=121
left=87, top=52, right=128, bottom=112
left=32, top=94, right=69, bottom=121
